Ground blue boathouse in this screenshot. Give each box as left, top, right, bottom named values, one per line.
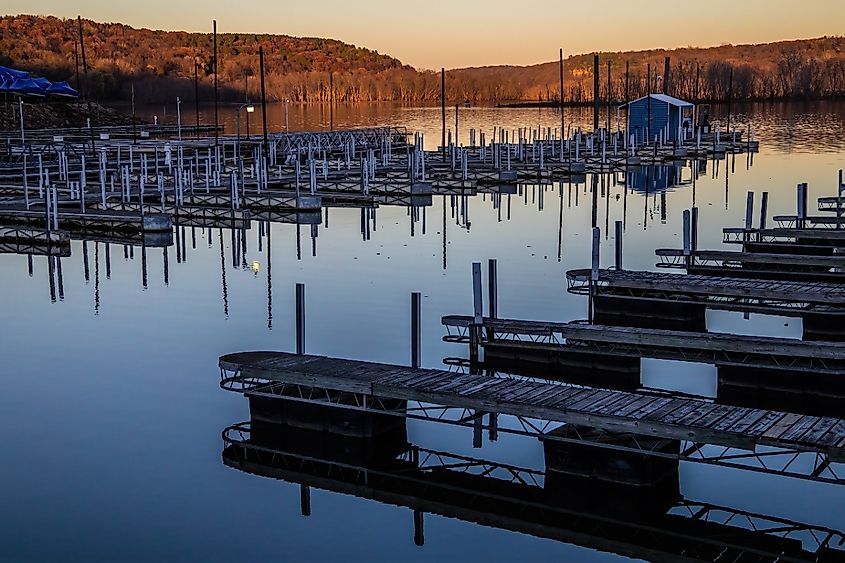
left=624, top=94, right=694, bottom=144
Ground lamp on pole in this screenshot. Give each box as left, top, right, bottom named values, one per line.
left=236, top=103, right=255, bottom=156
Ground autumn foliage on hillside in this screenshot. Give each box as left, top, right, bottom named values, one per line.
left=2, top=15, right=844, bottom=105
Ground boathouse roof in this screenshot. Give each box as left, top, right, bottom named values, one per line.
left=622, top=93, right=693, bottom=107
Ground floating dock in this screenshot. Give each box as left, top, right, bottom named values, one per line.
left=219, top=351, right=845, bottom=484
left=566, top=268, right=845, bottom=339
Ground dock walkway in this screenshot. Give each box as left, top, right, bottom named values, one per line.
left=566, top=268, right=845, bottom=315
left=219, top=352, right=845, bottom=465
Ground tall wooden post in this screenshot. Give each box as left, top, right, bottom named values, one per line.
left=259, top=46, right=269, bottom=161
left=664, top=56, right=670, bottom=95
left=593, top=55, right=600, bottom=132
left=194, top=62, right=200, bottom=140
left=441, top=68, right=446, bottom=159
left=213, top=19, right=219, bottom=146
left=559, top=48, right=565, bottom=140
left=727, top=66, right=733, bottom=135
left=78, top=16, right=95, bottom=154
left=606, top=60, right=611, bottom=132
left=625, top=61, right=629, bottom=104
left=329, top=71, right=334, bottom=131
left=646, top=63, right=652, bottom=140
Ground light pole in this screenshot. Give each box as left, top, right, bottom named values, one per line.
left=19, top=98, right=25, bottom=145
left=236, top=103, right=255, bottom=156
left=176, top=96, right=182, bottom=140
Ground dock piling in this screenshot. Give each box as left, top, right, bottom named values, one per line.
left=614, top=220, right=623, bottom=270
left=295, top=283, right=305, bottom=355
left=760, top=192, right=769, bottom=230
left=593, top=55, right=600, bottom=132
left=590, top=227, right=600, bottom=323
left=745, top=191, right=754, bottom=230
left=411, top=292, right=421, bottom=369
left=487, top=259, right=498, bottom=341
left=471, top=262, right=483, bottom=368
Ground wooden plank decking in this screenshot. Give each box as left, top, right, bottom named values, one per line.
left=220, top=352, right=845, bottom=462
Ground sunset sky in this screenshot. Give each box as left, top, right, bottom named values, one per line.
left=4, top=0, right=844, bottom=69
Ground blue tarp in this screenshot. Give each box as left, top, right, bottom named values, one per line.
left=46, top=81, right=79, bottom=98
left=0, top=65, right=29, bottom=79
left=8, top=77, right=47, bottom=96
left=0, top=64, right=78, bottom=97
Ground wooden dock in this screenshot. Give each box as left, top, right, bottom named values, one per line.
left=219, top=352, right=845, bottom=468
left=566, top=268, right=845, bottom=316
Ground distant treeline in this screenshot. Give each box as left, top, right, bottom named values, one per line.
left=2, top=15, right=844, bottom=105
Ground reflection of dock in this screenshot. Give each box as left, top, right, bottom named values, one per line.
left=0, top=226, right=70, bottom=256
left=0, top=205, right=171, bottom=234
left=219, top=351, right=845, bottom=484
left=221, top=410, right=844, bottom=562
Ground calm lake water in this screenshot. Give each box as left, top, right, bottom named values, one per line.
left=2, top=101, right=845, bottom=562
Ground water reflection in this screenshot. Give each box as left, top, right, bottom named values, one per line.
left=220, top=395, right=845, bottom=562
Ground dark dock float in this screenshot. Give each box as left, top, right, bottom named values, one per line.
left=219, top=352, right=845, bottom=474
left=566, top=268, right=845, bottom=340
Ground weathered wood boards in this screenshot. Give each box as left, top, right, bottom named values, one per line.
left=220, top=351, right=845, bottom=462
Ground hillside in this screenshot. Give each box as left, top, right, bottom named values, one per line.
left=451, top=38, right=845, bottom=103
left=0, top=14, right=410, bottom=103
left=1, top=14, right=844, bottom=105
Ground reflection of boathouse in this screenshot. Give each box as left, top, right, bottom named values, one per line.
left=626, top=163, right=689, bottom=194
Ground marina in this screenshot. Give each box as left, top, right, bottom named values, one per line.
left=2, top=32, right=845, bottom=560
